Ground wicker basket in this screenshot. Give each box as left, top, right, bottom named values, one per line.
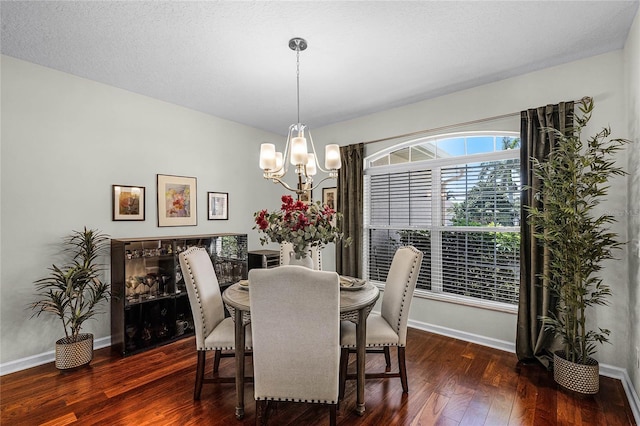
left=553, top=350, right=599, bottom=394
left=55, top=333, right=93, bottom=370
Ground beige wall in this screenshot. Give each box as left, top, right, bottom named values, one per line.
left=624, top=7, right=640, bottom=401
left=0, top=55, right=284, bottom=366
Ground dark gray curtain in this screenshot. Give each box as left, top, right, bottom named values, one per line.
left=336, top=143, right=364, bottom=277
left=516, top=101, right=573, bottom=367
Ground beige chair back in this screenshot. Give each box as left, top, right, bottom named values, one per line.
left=380, top=246, right=424, bottom=346
left=249, top=265, right=340, bottom=403
left=279, top=242, right=322, bottom=270
left=179, top=247, right=225, bottom=350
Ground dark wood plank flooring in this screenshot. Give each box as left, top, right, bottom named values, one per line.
left=1, top=328, right=635, bottom=425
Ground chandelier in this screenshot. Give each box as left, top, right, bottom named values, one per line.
left=259, top=37, right=341, bottom=197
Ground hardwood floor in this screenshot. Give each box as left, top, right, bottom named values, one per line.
left=1, top=328, right=635, bottom=425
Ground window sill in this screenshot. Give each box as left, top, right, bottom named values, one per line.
left=372, top=281, right=518, bottom=314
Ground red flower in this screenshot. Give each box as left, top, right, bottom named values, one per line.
left=254, top=210, right=270, bottom=230
left=253, top=195, right=349, bottom=258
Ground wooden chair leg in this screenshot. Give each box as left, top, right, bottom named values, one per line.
left=329, top=403, right=337, bottom=426
left=384, top=346, right=391, bottom=372
left=194, top=351, right=206, bottom=400
left=256, top=400, right=268, bottom=426
left=398, top=346, right=408, bottom=393
left=213, top=349, right=222, bottom=373
left=339, top=348, right=349, bottom=399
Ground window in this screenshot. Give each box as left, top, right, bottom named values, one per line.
left=364, top=132, right=521, bottom=308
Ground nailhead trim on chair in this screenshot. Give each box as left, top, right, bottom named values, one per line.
left=340, top=342, right=405, bottom=349
left=182, top=247, right=240, bottom=351
left=256, top=397, right=338, bottom=404
left=340, top=246, right=420, bottom=350
left=182, top=248, right=209, bottom=339
left=393, top=246, right=422, bottom=335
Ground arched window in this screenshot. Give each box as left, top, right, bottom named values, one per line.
left=364, top=132, right=520, bottom=309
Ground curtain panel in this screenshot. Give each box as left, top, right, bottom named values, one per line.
left=516, top=101, right=574, bottom=367
left=336, top=143, right=364, bottom=277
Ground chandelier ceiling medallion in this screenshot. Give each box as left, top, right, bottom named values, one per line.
left=259, top=37, right=341, bottom=197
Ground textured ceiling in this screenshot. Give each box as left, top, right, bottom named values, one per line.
left=1, top=1, right=638, bottom=135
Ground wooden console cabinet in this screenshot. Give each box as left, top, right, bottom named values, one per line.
left=111, top=233, right=248, bottom=356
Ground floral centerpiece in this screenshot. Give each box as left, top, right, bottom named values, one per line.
left=254, top=195, right=351, bottom=259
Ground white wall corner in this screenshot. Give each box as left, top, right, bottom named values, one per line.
left=599, top=364, right=640, bottom=425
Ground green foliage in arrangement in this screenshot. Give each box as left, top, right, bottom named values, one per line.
left=254, top=195, right=351, bottom=259
left=527, top=98, right=629, bottom=364
left=31, top=228, right=111, bottom=343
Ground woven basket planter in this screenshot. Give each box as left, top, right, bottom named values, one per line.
left=55, top=333, right=93, bottom=370
left=553, top=350, right=599, bottom=394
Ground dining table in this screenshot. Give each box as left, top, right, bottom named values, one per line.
left=222, top=278, right=380, bottom=419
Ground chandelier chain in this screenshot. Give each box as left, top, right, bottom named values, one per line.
left=296, top=46, right=300, bottom=125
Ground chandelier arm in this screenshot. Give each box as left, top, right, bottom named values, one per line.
left=268, top=176, right=300, bottom=193
left=306, top=130, right=332, bottom=174
left=270, top=125, right=296, bottom=175
left=282, top=125, right=296, bottom=174
left=302, top=175, right=337, bottom=194
left=266, top=172, right=335, bottom=197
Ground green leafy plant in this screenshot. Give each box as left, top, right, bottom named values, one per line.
left=31, top=227, right=111, bottom=343
left=254, top=195, right=351, bottom=258
left=527, top=98, right=629, bottom=364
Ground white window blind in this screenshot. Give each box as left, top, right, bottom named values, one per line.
left=369, top=170, right=432, bottom=227
left=365, top=134, right=521, bottom=307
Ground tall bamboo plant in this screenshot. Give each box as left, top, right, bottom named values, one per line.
left=31, top=228, right=111, bottom=343
left=527, top=98, right=628, bottom=365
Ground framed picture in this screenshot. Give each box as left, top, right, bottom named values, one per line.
left=112, top=185, right=145, bottom=221
left=157, top=174, right=197, bottom=227
left=298, top=182, right=312, bottom=204
left=208, top=192, right=228, bottom=220
left=323, top=187, right=337, bottom=210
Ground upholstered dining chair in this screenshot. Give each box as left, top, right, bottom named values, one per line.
left=339, top=245, right=423, bottom=397
left=279, top=242, right=322, bottom=270
left=179, top=247, right=252, bottom=400
left=249, top=265, right=340, bottom=426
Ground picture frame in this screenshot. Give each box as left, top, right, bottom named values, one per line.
left=157, top=174, right=197, bottom=227
left=112, top=185, right=145, bottom=221
left=208, top=192, right=229, bottom=220
left=298, top=182, right=312, bottom=204
left=322, top=187, right=337, bottom=210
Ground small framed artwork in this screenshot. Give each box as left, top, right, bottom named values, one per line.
left=298, top=182, right=312, bottom=204
left=323, top=187, right=337, bottom=210
left=112, top=185, right=145, bottom=221
left=208, top=192, right=229, bottom=220
left=157, top=174, right=197, bottom=227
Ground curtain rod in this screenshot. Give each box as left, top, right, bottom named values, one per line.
left=360, top=96, right=590, bottom=146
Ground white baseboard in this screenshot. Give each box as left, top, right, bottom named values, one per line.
left=407, top=318, right=639, bottom=425
left=407, top=318, right=516, bottom=353
left=0, top=336, right=111, bottom=376
left=599, top=364, right=640, bottom=424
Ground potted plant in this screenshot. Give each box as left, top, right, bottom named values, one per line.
left=31, top=227, right=111, bottom=370
left=527, top=98, right=629, bottom=394
left=254, top=195, right=351, bottom=265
